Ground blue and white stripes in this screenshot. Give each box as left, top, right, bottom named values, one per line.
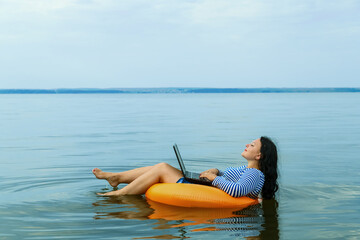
left=212, top=166, right=265, bottom=199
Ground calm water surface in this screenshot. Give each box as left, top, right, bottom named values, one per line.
left=0, top=93, right=359, bottom=239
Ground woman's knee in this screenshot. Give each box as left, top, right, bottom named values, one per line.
left=154, top=162, right=178, bottom=174
left=154, top=162, right=172, bottom=169
left=154, top=162, right=181, bottom=182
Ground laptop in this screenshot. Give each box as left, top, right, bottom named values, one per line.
left=173, top=144, right=212, bottom=186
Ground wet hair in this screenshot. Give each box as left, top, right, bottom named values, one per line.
left=259, top=136, right=279, bottom=199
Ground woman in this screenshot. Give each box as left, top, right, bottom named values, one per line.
left=93, top=136, right=278, bottom=199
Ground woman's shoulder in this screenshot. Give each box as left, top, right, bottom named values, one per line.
left=231, top=165, right=247, bottom=170
left=226, top=166, right=263, bottom=174
left=224, top=165, right=247, bottom=172
left=244, top=167, right=265, bottom=178
left=224, top=166, right=264, bottom=178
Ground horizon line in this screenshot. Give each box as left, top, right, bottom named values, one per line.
left=0, top=87, right=359, bottom=94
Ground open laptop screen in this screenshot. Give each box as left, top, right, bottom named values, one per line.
left=173, top=144, right=186, bottom=174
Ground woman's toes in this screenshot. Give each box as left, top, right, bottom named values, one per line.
left=92, top=168, right=105, bottom=179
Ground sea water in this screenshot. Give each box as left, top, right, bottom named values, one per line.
left=0, top=93, right=359, bottom=239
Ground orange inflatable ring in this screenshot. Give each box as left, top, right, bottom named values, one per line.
left=145, top=183, right=258, bottom=208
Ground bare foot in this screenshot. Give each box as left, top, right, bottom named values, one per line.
left=97, top=190, right=122, bottom=196
left=92, top=168, right=121, bottom=187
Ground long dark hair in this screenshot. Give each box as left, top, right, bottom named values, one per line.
left=259, top=136, right=279, bottom=199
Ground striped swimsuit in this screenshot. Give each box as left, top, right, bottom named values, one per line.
left=212, top=166, right=265, bottom=199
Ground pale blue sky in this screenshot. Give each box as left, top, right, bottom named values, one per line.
left=0, top=0, right=359, bottom=88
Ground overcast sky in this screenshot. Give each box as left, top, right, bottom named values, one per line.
left=0, top=0, right=359, bottom=88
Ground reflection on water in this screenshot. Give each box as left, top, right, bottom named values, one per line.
left=93, top=195, right=279, bottom=239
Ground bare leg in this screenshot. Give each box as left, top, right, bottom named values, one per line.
left=99, top=163, right=183, bottom=196
left=93, top=165, right=154, bottom=187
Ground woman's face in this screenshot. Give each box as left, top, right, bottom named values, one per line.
left=241, top=138, right=262, bottom=161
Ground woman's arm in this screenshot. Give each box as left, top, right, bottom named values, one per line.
left=212, top=169, right=264, bottom=198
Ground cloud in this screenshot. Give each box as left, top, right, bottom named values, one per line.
left=0, top=0, right=75, bottom=17
left=0, top=0, right=359, bottom=88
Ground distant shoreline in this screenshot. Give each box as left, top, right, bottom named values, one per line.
left=0, top=88, right=359, bottom=94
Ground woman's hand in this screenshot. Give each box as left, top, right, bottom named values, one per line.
left=199, top=171, right=217, bottom=181
left=200, top=168, right=219, bottom=175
